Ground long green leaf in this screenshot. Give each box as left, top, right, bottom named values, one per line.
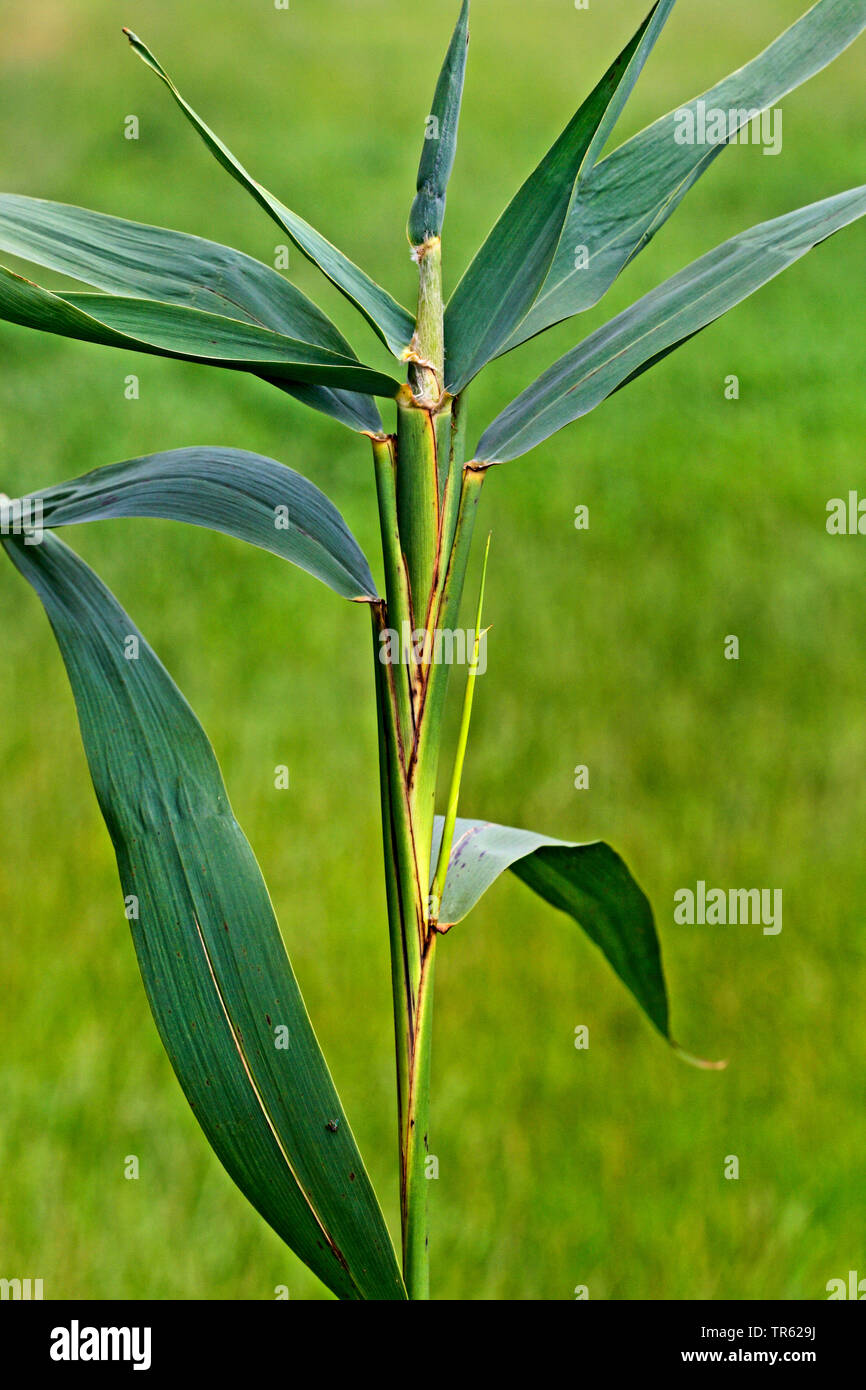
left=16, top=447, right=378, bottom=601
left=0, top=194, right=351, bottom=349
left=270, top=379, right=383, bottom=435
left=2, top=529, right=405, bottom=1300
left=431, top=816, right=669, bottom=1040
left=476, top=186, right=866, bottom=463
left=0, top=264, right=401, bottom=397
left=408, top=0, right=470, bottom=246
left=506, top=0, right=866, bottom=352
left=123, top=29, right=415, bottom=360
left=443, top=0, right=675, bottom=394
left=0, top=194, right=383, bottom=433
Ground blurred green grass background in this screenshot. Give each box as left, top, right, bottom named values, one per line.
left=1, top=0, right=865, bottom=1300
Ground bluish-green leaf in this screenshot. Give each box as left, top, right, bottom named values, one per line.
left=124, top=29, right=415, bottom=360
left=506, top=0, right=866, bottom=352
left=0, top=194, right=350, bottom=348
left=16, top=447, right=379, bottom=601
left=2, top=529, right=405, bottom=1301
left=443, top=0, right=675, bottom=393
left=476, top=186, right=866, bottom=463
left=0, top=194, right=383, bottom=433
left=408, top=0, right=470, bottom=245
left=0, top=264, right=401, bottom=397
left=431, top=816, right=669, bottom=1040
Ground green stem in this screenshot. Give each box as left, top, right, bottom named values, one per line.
left=395, top=398, right=441, bottom=620
left=371, top=612, right=412, bottom=1156
left=410, top=237, right=445, bottom=401
left=373, top=464, right=485, bottom=1298
left=372, top=436, right=415, bottom=753
left=430, top=533, right=490, bottom=915
left=402, top=934, right=436, bottom=1299
left=372, top=213, right=485, bottom=1299
left=410, top=465, right=485, bottom=820
left=371, top=603, right=424, bottom=968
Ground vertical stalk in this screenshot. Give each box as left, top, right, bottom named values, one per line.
left=372, top=463, right=482, bottom=1298
left=371, top=609, right=413, bottom=1160
left=430, top=533, right=491, bottom=918
left=401, top=933, right=436, bottom=1298
left=395, top=396, right=440, bottom=620
left=372, top=436, right=415, bottom=753
left=390, top=397, right=441, bottom=1300
left=411, top=237, right=445, bottom=395
left=371, top=219, right=485, bottom=1299
left=410, top=464, right=485, bottom=829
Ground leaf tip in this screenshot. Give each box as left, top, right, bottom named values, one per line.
left=672, top=1041, right=729, bottom=1072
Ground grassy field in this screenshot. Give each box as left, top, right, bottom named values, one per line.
left=1, top=0, right=865, bottom=1301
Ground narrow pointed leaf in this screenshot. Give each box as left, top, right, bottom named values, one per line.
left=443, top=0, right=675, bottom=393
left=477, top=186, right=866, bottom=463
left=2, top=530, right=405, bottom=1301
left=16, top=447, right=378, bottom=601
left=0, top=194, right=383, bottom=432
left=507, top=0, right=866, bottom=352
left=271, top=379, right=382, bottom=435
left=431, top=817, right=669, bottom=1039
left=408, top=0, right=470, bottom=245
left=0, top=265, right=401, bottom=397
left=123, top=29, right=415, bottom=359
left=0, top=194, right=350, bottom=349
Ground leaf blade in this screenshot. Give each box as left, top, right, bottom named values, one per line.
left=123, top=29, right=415, bottom=359
left=0, top=265, right=401, bottom=397
left=431, top=816, right=669, bottom=1039
left=408, top=0, right=471, bottom=246
left=0, top=193, right=349, bottom=347
left=0, top=193, right=384, bottom=432
left=443, top=0, right=675, bottom=393
left=3, top=530, right=405, bottom=1301
left=18, top=446, right=379, bottom=601
left=476, top=185, right=866, bottom=463
left=507, top=0, right=866, bottom=351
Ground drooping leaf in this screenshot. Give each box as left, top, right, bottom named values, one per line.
left=0, top=194, right=351, bottom=347
left=506, top=0, right=866, bottom=352
left=431, top=816, right=669, bottom=1040
left=476, top=185, right=866, bottom=463
left=0, top=194, right=383, bottom=433
left=2, top=529, right=405, bottom=1301
left=123, top=29, right=415, bottom=360
left=443, top=0, right=675, bottom=394
left=0, top=264, right=401, bottom=397
left=408, top=0, right=471, bottom=246
left=270, top=379, right=383, bottom=435
left=16, top=447, right=379, bottom=601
